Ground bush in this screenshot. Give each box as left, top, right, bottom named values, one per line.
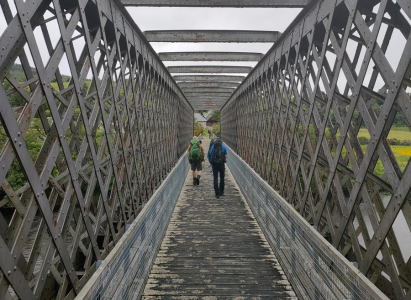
left=402, top=140, right=411, bottom=146
left=358, top=136, right=369, bottom=145
left=388, top=138, right=401, bottom=145
left=212, top=124, right=220, bottom=136
left=194, top=121, right=204, bottom=137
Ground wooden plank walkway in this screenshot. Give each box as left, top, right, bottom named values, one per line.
left=142, top=139, right=297, bottom=299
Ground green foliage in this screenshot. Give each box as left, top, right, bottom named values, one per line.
left=358, top=136, right=369, bottom=145
left=211, top=110, right=220, bottom=122
left=194, top=120, right=204, bottom=137
left=212, top=124, right=220, bottom=136
left=0, top=64, right=74, bottom=204
left=387, top=138, right=402, bottom=145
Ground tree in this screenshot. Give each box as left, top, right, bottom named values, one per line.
left=211, top=110, right=220, bottom=122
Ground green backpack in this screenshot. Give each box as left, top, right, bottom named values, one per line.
left=189, top=139, right=203, bottom=162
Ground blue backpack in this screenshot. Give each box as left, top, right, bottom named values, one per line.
left=208, top=138, right=225, bottom=165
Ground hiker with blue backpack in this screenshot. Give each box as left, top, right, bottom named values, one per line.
left=207, top=137, right=228, bottom=198
left=188, top=136, right=205, bottom=185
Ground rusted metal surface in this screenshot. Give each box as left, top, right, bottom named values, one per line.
left=121, top=0, right=309, bottom=7
left=221, top=0, right=411, bottom=298
left=159, top=52, right=265, bottom=61
left=174, top=75, right=245, bottom=82
left=169, top=65, right=253, bottom=73
left=145, top=30, right=281, bottom=43
left=0, top=0, right=193, bottom=298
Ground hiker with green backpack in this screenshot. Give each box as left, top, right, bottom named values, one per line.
left=187, top=136, right=205, bottom=185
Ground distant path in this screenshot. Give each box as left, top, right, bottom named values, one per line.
left=142, top=139, right=297, bottom=299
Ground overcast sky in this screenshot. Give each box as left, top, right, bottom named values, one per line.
left=126, top=7, right=301, bottom=74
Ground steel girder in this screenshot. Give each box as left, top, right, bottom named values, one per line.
left=181, top=82, right=240, bottom=89
left=0, top=0, right=193, bottom=298
left=174, top=75, right=245, bottom=82
left=182, top=88, right=236, bottom=93
left=169, top=66, right=253, bottom=73
left=178, top=82, right=240, bottom=88
left=221, top=0, right=411, bottom=298
left=159, top=52, right=265, bottom=61
left=144, top=30, right=281, bottom=43
left=190, top=100, right=228, bottom=103
left=121, top=0, right=309, bottom=7
left=185, top=94, right=232, bottom=98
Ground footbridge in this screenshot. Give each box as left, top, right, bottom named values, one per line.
left=0, top=0, right=410, bottom=299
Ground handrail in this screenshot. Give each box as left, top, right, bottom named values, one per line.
left=226, top=145, right=388, bottom=300
left=75, top=155, right=189, bottom=300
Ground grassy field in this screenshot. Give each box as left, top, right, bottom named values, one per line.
left=357, top=127, right=411, bottom=175
left=358, top=127, right=411, bottom=140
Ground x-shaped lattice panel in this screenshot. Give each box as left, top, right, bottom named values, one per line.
left=222, top=0, right=411, bottom=298
left=0, top=0, right=192, bottom=298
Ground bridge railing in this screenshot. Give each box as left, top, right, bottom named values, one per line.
left=226, top=145, right=388, bottom=300
left=221, top=0, right=411, bottom=298
left=74, top=154, right=189, bottom=300
left=0, top=0, right=192, bottom=298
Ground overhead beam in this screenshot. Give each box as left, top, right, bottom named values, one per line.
left=190, top=102, right=227, bottom=105
left=168, top=66, right=252, bottom=73
left=187, top=95, right=230, bottom=98
left=186, top=96, right=231, bottom=100
left=145, top=30, right=281, bottom=43
left=182, top=88, right=235, bottom=93
left=122, top=0, right=309, bottom=7
left=185, top=91, right=233, bottom=95
left=187, top=98, right=229, bottom=102
left=191, top=100, right=227, bottom=102
left=159, top=52, right=264, bottom=61
left=178, top=82, right=240, bottom=88
left=193, top=106, right=225, bottom=109
left=174, top=75, right=245, bottom=82
left=188, top=98, right=228, bottom=101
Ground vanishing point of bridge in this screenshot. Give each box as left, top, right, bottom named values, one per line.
left=0, top=0, right=410, bottom=299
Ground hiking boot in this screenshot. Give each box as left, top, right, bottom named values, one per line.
left=197, top=175, right=201, bottom=185
left=215, top=193, right=220, bottom=198
left=219, top=191, right=224, bottom=196
left=193, top=178, right=197, bottom=185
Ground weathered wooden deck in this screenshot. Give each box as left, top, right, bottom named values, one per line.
left=142, top=139, right=296, bottom=299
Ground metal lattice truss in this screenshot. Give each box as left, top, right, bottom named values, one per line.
left=0, top=0, right=193, bottom=298
left=143, top=30, right=280, bottom=111
left=221, top=0, right=411, bottom=298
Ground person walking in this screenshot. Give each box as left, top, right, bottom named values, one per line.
left=208, top=128, right=212, bottom=138
left=207, top=137, right=227, bottom=198
left=188, top=136, right=205, bottom=185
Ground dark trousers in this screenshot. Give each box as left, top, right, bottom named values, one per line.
left=212, top=163, right=225, bottom=194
